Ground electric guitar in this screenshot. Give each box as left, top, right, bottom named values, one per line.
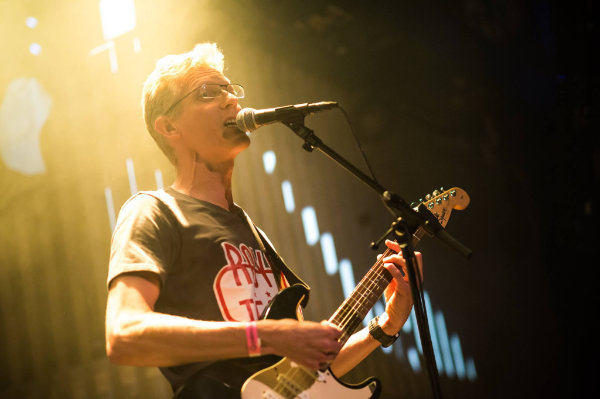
left=174, top=187, right=470, bottom=399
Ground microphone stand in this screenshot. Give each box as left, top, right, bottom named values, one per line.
left=279, top=117, right=472, bottom=399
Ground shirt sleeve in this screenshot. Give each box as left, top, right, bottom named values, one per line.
left=107, top=192, right=179, bottom=289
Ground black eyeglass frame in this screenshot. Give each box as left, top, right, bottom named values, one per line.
left=163, top=83, right=244, bottom=115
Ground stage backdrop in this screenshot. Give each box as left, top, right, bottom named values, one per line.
left=2, top=1, right=585, bottom=398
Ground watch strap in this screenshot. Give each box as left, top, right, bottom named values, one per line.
left=368, top=316, right=399, bottom=347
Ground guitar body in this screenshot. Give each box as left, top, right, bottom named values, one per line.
left=242, top=358, right=379, bottom=399
left=173, top=284, right=380, bottom=399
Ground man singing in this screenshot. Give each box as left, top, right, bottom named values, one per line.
left=105, top=43, right=420, bottom=398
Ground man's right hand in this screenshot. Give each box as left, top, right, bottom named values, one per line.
left=258, top=319, right=343, bottom=371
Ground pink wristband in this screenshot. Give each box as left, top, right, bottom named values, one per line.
left=245, top=321, right=261, bottom=357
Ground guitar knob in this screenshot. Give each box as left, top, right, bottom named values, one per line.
left=425, top=194, right=431, bottom=200
left=432, top=190, right=440, bottom=196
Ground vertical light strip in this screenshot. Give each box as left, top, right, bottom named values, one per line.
left=450, top=333, right=466, bottom=380
left=407, top=347, right=422, bottom=373
left=338, top=259, right=356, bottom=299
left=133, top=37, right=141, bottom=53
left=104, top=187, right=116, bottom=232
left=320, top=233, right=338, bottom=275
left=301, top=207, right=319, bottom=246
left=281, top=181, right=295, bottom=213
left=362, top=300, right=383, bottom=328
left=126, top=158, right=137, bottom=195
left=402, top=309, right=412, bottom=333
left=465, top=358, right=477, bottom=381
left=411, top=309, right=422, bottom=353
left=154, top=169, right=164, bottom=189
left=434, top=311, right=456, bottom=377
left=423, top=291, right=443, bottom=373
left=262, top=151, right=276, bottom=174
left=393, top=332, right=406, bottom=361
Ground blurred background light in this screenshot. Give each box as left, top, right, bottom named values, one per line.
left=0, top=78, right=51, bottom=175
left=99, top=0, right=136, bottom=41
left=26, top=16, right=38, bottom=29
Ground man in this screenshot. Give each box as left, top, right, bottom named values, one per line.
left=105, top=43, right=420, bottom=397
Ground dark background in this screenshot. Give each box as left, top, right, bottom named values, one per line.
left=235, top=1, right=598, bottom=396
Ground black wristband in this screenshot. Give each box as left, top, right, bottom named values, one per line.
left=368, top=316, right=399, bottom=347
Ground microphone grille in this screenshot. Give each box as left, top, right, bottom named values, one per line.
left=236, top=108, right=258, bottom=132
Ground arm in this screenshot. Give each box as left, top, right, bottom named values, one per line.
left=105, top=273, right=343, bottom=369
left=329, top=240, right=421, bottom=376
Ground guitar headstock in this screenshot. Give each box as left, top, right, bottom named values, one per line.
left=415, top=187, right=470, bottom=228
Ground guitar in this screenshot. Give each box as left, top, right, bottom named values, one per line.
left=174, top=187, right=470, bottom=399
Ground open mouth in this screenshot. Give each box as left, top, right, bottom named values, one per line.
left=224, top=119, right=237, bottom=128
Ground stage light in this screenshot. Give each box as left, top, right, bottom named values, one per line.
left=281, top=180, right=295, bottom=213
left=29, top=43, right=42, bottom=55
left=99, top=0, right=136, bottom=40
left=262, top=150, right=276, bottom=174
left=301, top=206, right=320, bottom=245
left=26, top=16, right=38, bottom=29
left=320, top=233, right=338, bottom=275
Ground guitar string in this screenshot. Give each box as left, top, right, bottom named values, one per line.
left=268, top=199, right=450, bottom=395
left=333, top=255, right=389, bottom=334
left=270, top=260, right=393, bottom=397
left=334, top=228, right=427, bottom=336
left=334, top=234, right=424, bottom=339
left=269, top=242, right=419, bottom=396
left=333, top=248, right=393, bottom=338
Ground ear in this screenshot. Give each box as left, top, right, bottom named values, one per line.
left=154, top=115, right=180, bottom=139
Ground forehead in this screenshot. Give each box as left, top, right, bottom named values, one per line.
left=183, top=67, right=230, bottom=90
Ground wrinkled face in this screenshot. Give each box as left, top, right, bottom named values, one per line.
left=169, top=67, right=248, bottom=165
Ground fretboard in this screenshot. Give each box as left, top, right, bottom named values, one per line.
left=328, top=228, right=425, bottom=344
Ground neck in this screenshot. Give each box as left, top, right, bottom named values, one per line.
left=172, top=155, right=235, bottom=211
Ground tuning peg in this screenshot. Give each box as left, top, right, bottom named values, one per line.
left=425, top=194, right=431, bottom=200
left=432, top=190, right=440, bottom=196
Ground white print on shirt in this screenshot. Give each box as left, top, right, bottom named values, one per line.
left=213, top=242, right=280, bottom=321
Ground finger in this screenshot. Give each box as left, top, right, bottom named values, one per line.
left=385, top=239, right=402, bottom=253
left=320, top=320, right=342, bottom=336
left=383, top=262, right=408, bottom=282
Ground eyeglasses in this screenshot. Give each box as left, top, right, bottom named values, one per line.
left=164, top=83, right=245, bottom=115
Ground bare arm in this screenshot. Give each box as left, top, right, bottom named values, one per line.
left=330, top=241, right=421, bottom=376
left=105, top=273, right=343, bottom=369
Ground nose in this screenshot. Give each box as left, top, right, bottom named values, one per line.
left=220, top=90, right=239, bottom=110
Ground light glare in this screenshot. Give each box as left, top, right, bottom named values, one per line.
left=99, top=0, right=136, bottom=40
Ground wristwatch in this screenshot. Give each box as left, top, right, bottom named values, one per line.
left=368, top=316, right=399, bottom=347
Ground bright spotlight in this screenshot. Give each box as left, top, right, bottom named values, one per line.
left=29, top=43, right=42, bottom=55
left=99, top=0, right=136, bottom=40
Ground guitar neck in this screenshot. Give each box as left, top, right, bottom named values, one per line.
left=328, top=228, right=425, bottom=344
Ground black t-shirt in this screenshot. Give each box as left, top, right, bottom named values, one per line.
left=107, top=187, right=284, bottom=390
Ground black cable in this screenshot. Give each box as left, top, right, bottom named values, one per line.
left=336, top=105, right=380, bottom=186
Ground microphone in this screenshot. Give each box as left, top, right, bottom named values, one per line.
left=232, top=101, right=338, bottom=132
